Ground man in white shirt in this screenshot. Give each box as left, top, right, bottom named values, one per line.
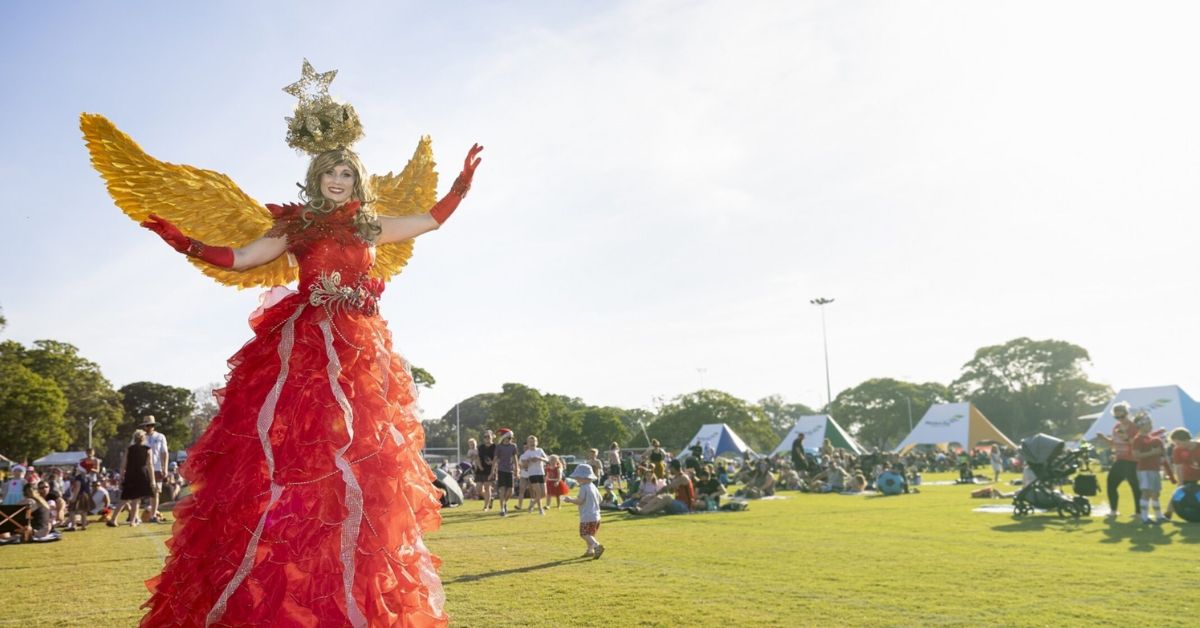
left=141, top=416, right=170, bottom=523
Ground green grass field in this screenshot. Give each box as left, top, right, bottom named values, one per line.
left=2, top=473, right=1197, bottom=627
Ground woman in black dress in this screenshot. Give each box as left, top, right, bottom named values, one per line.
left=476, top=430, right=496, bottom=511
left=117, top=429, right=155, bottom=526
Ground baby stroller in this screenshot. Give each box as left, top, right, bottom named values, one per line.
left=1012, top=433, right=1096, bottom=517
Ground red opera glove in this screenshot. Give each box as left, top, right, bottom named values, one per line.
left=430, top=143, right=483, bottom=225
left=141, top=214, right=235, bottom=268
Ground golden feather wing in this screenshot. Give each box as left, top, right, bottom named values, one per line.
left=369, top=136, right=439, bottom=281
left=81, top=113, right=296, bottom=289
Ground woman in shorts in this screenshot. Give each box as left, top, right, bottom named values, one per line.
left=606, top=442, right=623, bottom=491
left=474, top=431, right=496, bottom=511
left=519, top=436, right=549, bottom=515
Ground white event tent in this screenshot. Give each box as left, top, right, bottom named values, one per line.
left=1081, top=385, right=1200, bottom=442
left=892, top=402, right=1015, bottom=453
left=770, top=415, right=865, bottom=456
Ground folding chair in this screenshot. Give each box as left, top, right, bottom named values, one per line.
left=0, top=504, right=32, bottom=543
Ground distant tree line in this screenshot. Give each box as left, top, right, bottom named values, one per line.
left=1, top=301, right=1111, bottom=463
left=425, top=337, right=1112, bottom=455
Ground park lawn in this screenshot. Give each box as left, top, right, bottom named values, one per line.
left=1, top=472, right=1196, bottom=627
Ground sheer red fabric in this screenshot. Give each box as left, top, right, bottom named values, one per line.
left=140, top=203, right=446, bottom=627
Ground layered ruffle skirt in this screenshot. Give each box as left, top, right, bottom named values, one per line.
left=140, top=291, right=446, bottom=627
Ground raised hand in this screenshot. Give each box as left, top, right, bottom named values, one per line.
left=463, top=143, right=483, bottom=177
left=431, top=143, right=484, bottom=225
left=140, top=213, right=235, bottom=268
left=141, top=214, right=190, bottom=253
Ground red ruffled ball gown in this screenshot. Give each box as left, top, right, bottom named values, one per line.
left=141, top=201, right=446, bottom=627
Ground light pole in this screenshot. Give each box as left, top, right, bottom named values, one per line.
left=810, top=297, right=835, bottom=408
left=696, top=367, right=707, bottom=390
left=87, top=417, right=98, bottom=450
left=455, top=403, right=462, bottom=464
left=898, top=395, right=913, bottom=432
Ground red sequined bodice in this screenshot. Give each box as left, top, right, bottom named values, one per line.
left=265, top=201, right=384, bottom=315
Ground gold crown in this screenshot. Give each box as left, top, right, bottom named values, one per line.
left=283, top=59, right=364, bottom=154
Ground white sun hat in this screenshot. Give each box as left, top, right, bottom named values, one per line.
left=570, top=463, right=597, bottom=481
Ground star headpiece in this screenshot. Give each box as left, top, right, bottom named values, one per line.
left=283, top=59, right=364, bottom=155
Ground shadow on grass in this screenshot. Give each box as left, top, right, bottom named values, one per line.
left=1170, top=522, right=1200, bottom=543
left=991, top=516, right=1200, bottom=551
left=991, top=516, right=1095, bottom=534
left=444, top=558, right=584, bottom=584
left=1094, top=520, right=1176, bottom=551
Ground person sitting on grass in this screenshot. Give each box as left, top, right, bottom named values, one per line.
left=24, top=482, right=59, bottom=542
left=629, top=460, right=694, bottom=515
left=458, top=473, right=478, bottom=501
left=734, top=458, right=777, bottom=499
left=600, top=484, right=621, bottom=510
left=693, top=469, right=726, bottom=510
left=776, top=462, right=804, bottom=491
left=844, top=472, right=867, bottom=494
left=956, top=451, right=974, bottom=484
left=562, top=463, right=604, bottom=559
left=617, top=467, right=659, bottom=510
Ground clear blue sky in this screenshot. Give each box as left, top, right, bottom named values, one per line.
left=3, top=1, right=1198, bottom=423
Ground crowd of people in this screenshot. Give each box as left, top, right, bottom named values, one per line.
left=9, top=408, right=1198, bottom=548
left=0, top=416, right=182, bottom=545
left=443, top=429, right=946, bottom=526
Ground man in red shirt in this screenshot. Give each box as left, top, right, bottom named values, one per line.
left=1095, top=402, right=1141, bottom=519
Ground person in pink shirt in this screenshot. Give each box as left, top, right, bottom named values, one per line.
left=1096, top=402, right=1141, bottom=519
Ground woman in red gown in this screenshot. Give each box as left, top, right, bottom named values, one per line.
left=132, top=141, right=480, bottom=627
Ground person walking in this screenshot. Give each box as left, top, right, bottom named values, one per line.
left=490, top=429, right=519, bottom=516
left=563, top=463, right=603, bottom=559
left=605, top=443, right=623, bottom=492
left=116, top=430, right=155, bottom=527
left=990, top=446, right=1004, bottom=483
left=138, top=416, right=170, bottom=524
left=475, top=430, right=496, bottom=511
left=545, top=455, right=567, bottom=509
left=519, top=436, right=549, bottom=515
left=1096, top=402, right=1142, bottom=519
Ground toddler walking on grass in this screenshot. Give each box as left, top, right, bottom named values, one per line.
left=563, top=463, right=604, bottom=559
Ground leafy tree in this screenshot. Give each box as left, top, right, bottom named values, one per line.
left=118, top=381, right=195, bottom=447
left=828, top=378, right=949, bottom=449
left=757, top=395, right=819, bottom=437
left=577, top=406, right=631, bottom=453
left=541, top=393, right=588, bottom=453
left=424, top=392, right=498, bottom=449
left=0, top=361, right=70, bottom=460
left=951, top=337, right=1111, bottom=438
left=190, top=383, right=222, bottom=446
left=647, top=390, right=777, bottom=453
left=488, top=383, right=549, bottom=444
left=410, top=366, right=435, bottom=389
left=0, top=305, right=6, bottom=332
left=12, top=339, right=124, bottom=450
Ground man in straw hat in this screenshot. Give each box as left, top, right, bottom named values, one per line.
left=140, top=416, right=170, bottom=524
